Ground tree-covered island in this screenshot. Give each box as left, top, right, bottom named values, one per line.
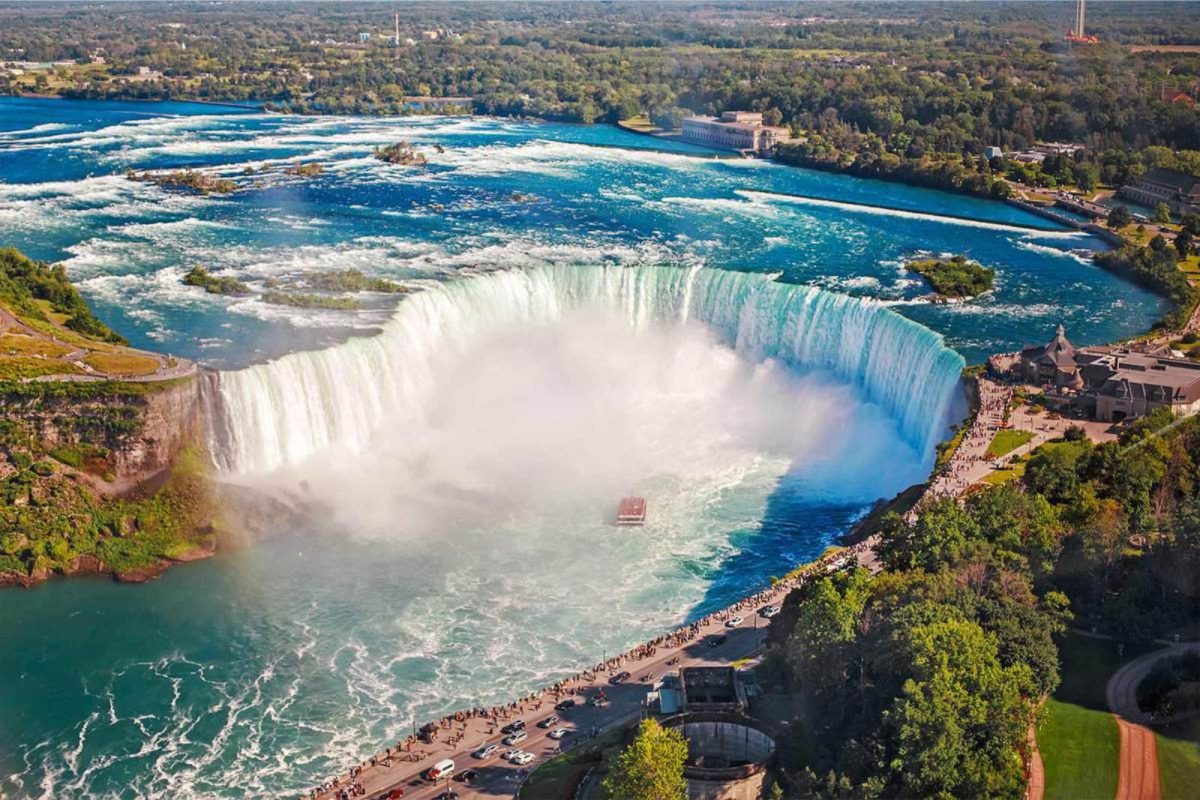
left=907, top=254, right=996, bottom=299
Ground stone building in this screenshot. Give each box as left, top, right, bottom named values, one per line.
left=661, top=712, right=777, bottom=800
left=680, top=112, right=789, bottom=155
left=1120, top=168, right=1200, bottom=216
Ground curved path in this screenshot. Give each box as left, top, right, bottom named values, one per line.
left=1106, top=642, right=1200, bottom=800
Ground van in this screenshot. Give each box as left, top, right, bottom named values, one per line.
left=425, top=758, right=455, bottom=781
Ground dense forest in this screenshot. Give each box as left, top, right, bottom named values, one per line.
left=1, top=1, right=1198, bottom=195
left=764, top=410, right=1200, bottom=797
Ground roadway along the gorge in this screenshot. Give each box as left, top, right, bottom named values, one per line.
left=317, top=606, right=778, bottom=800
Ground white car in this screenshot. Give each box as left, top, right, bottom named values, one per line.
left=548, top=727, right=569, bottom=740
left=503, top=731, right=528, bottom=746
left=725, top=616, right=743, bottom=628
left=503, top=748, right=522, bottom=761
left=509, top=750, right=535, bottom=766
left=472, top=744, right=499, bottom=759
left=758, top=604, right=781, bottom=618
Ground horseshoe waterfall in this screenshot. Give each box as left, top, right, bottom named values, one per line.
left=207, top=265, right=965, bottom=475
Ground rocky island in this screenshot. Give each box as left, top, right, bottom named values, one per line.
left=372, top=141, right=428, bottom=166
left=906, top=254, right=995, bottom=300
left=126, top=168, right=238, bottom=195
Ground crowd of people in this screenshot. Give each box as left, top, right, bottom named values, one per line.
left=304, top=537, right=873, bottom=800
left=920, top=377, right=1015, bottom=504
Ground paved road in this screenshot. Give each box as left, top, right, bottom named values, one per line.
left=315, top=611, right=776, bottom=800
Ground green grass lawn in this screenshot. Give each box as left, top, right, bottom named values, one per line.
left=1037, top=632, right=1156, bottom=800
left=1039, top=697, right=1119, bottom=800
left=1156, top=717, right=1200, bottom=800
left=987, top=429, right=1035, bottom=458
left=981, top=460, right=1027, bottom=486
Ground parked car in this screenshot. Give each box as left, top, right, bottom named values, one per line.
left=500, top=719, right=525, bottom=734
left=554, top=699, right=577, bottom=711
left=537, top=714, right=559, bottom=728
left=503, top=731, right=528, bottom=746
left=758, top=604, right=780, bottom=618
left=706, top=634, right=727, bottom=647
left=548, top=727, right=570, bottom=740
left=433, top=792, right=459, bottom=800
left=472, top=744, right=499, bottom=759
left=503, top=748, right=522, bottom=761
left=452, top=770, right=477, bottom=783
left=725, top=616, right=743, bottom=627
left=509, top=750, right=535, bottom=766
left=609, top=671, right=631, bottom=685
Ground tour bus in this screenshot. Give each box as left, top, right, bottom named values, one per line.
left=425, top=759, right=455, bottom=781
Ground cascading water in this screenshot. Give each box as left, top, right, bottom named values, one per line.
left=210, top=265, right=965, bottom=475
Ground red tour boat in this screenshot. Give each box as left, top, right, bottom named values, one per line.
left=616, top=496, right=647, bottom=526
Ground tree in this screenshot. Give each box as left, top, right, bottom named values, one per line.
left=1108, top=205, right=1132, bottom=229
left=1150, top=234, right=1170, bottom=253
left=887, top=619, right=1029, bottom=799
left=602, top=719, right=688, bottom=800
left=1177, top=229, right=1195, bottom=259
left=1182, top=212, right=1200, bottom=236
left=1155, top=202, right=1173, bottom=225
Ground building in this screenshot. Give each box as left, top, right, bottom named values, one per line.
left=660, top=713, right=777, bottom=800
left=1017, top=326, right=1200, bottom=421
left=1161, top=87, right=1197, bottom=107
left=680, top=111, right=789, bottom=155
left=984, top=146, right=1004, bottom=161
left=1018, top=324, right=1081, bottom=387
left=1033, top=141, right=1086, bottom=157
left=678, top=667, right=748, bottom=713
left=1120, top=168, right=1200, bottom=216
left=358, top=32, right=371, bottom=43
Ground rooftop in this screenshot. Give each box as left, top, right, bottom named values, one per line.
left=1136, top=168, right=1200, bottom=196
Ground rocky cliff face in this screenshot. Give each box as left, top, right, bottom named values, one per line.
left=0, top=376, right=205, bottom=493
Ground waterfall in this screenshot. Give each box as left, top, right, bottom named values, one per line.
left=210, top=265, right=965, bottom=474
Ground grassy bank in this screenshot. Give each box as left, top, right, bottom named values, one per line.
left=1156, top=717, right=1200, bottom=800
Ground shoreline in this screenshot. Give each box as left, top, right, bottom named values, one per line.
left=307, top=538, right=878, bottom=800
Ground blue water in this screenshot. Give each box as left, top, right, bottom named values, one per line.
left=0, top=98, right=1167, bottom=799
left=0, top=97, right=1164, bottom=368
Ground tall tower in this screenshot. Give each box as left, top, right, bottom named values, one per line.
left=394, top=12, right=400, bottom=47
left=1075, top=0, right=1086, bottom=38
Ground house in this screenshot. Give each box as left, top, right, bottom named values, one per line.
left=680, top=111, right=789, bottom=155
left=358, top=32, right=370, bottom=43
left=1161, top=87, right=1196, bottom=107
left=984, top=146, right=1004, bottom=161
left=1120, top=168, right=1200, bottom=216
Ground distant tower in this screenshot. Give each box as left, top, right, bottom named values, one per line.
left=1064, top=0, right=1097, bottom=44
left=394, top=12, right=400, bottom=47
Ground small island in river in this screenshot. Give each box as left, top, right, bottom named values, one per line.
left=906, top=254, right=995, bottom=300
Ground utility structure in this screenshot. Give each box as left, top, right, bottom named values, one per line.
left=1064, top=0, right=1099, bottom=44
left=394, top=12, right=400, bottom=47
